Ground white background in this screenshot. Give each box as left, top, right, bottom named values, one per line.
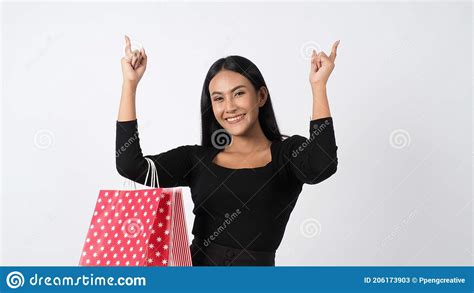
left=1, top=1, right=472, bottom=266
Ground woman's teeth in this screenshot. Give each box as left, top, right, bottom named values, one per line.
left=225, top=114, right=245, bottom=124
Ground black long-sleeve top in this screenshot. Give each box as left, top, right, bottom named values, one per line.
left=116, top=117, right=338, bottom=252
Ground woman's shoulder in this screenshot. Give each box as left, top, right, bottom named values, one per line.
left=273, top=135, right=307, bottom=152
left=174, top=144, right=216, bottom=158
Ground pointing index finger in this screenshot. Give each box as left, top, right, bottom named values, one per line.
left=124, top=35, right=132, bottom=55
left=329, top=40, right=340, bottom=62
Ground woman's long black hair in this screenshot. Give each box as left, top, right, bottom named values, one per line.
left=200, top=55, right=288, bottom=148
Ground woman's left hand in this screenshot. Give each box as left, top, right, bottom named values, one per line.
left=309, top=40, right=340, bottom=87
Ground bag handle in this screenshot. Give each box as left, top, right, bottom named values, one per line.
left=121, top=157, right=160, bottom=190
left=144, top=157, right=160, bottom=188
left=122, top=177, right=137, bottom=190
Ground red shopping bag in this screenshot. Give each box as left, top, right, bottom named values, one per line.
left=79, top=158, right=192, bottom=266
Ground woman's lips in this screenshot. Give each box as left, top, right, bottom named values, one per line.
left=225, top=114, right=246, bottom=124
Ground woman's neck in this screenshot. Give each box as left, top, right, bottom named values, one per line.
left=224, top=122, right=271, bottom=154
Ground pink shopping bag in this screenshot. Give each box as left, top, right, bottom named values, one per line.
left=79, top=159, right=192, bottom=266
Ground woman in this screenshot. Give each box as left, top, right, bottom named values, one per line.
left=116, top=35, right=339, bottom=266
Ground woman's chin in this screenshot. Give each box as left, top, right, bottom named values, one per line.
left=220, top=119, right=250, bottom=137
left=227, top=128, right=247, bottom=137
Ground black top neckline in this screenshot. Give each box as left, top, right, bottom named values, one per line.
left=209, top=140, right=278, bottom=171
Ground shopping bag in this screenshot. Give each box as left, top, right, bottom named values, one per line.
left=79, top=158, right=192, bottom=266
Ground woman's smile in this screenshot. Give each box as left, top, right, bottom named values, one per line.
left=225, top=113, right=246, bottom=125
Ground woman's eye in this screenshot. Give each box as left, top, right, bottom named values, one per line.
left=236, top=91, right=244, bottom=96
left=214, top=97, right=223, bottom=102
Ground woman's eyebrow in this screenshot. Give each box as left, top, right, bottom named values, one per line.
left=211, top=85, right=246, bottom=96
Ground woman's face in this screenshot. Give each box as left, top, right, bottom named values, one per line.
left=209, top=70, right=267, bottom=137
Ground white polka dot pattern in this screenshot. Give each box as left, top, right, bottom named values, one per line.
left=79, top=188, right=192, bottom=266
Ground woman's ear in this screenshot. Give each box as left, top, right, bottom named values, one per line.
left=257, top=86, right=268, bottom=107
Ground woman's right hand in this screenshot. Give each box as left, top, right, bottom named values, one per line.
left=121, top=35, right=147, bottom=86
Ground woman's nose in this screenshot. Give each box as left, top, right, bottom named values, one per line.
left=224, top=97, right=237, bottom=113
